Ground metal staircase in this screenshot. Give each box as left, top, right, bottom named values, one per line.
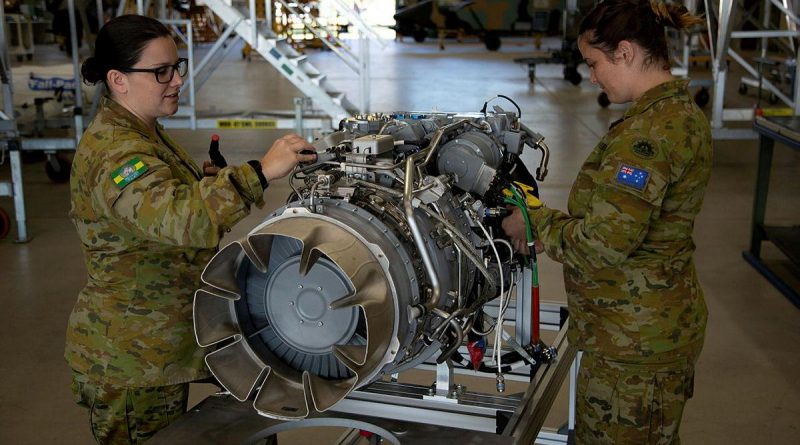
left=705, top=0, right=800, bottom=139
left=203, top=0, right=358, bottom=123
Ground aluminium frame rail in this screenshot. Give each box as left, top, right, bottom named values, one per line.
left=147, top=281, right=580, bottom=444
left=706, top=0, right=800, bottom=139
left=0, top=0, right=88, bottom=242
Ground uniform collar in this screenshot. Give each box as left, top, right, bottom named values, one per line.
left=100, top=96, right=164, bottom=138
left=100, top=96, right=201, bottom=179
left=623, top=79, right=690, bottom=120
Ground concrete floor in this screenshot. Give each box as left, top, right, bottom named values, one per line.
left=1, top=36, right=799, bottom=444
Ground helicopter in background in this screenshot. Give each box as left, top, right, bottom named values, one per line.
left=393, top=0, right=562, bottom=51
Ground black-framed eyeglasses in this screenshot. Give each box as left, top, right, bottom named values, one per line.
left=123, top=58, right=188, bottom=84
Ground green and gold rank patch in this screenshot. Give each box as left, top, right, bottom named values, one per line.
left=111, top=157, right=148, bottom=189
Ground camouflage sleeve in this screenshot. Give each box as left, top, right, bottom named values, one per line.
left=95, top=139, right=265, bottom=248
left=531, top=137, right=670, bottom=272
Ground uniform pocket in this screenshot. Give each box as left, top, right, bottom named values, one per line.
left=576, top=356, right=621, bottom=443
left=71, top=372, right=95, bottom=409
left=648, top=368, right=691, bottom=445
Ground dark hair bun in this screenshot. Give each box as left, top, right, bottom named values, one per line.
left=81, top=15, right=171, bottom=88
left=81, top=57, right=102, bottom=85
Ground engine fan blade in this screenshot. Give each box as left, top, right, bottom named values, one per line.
left=359, top=294, right=395, bottom=369
left=199, top=241, right=244, bottom=298
left=329, top=261, right=394, bottom=372
left=204, top=337, right=268, bottom=401
left=332, top=344, right=369, bottom=368
left=302, top=237, right=360, bottom=277
left=299, top=242, right=324, bottom=277
left=306, top=373, right=357, bottom=412
left=243, top=233, right=274, bottom=273
left=235, top=215, right=398, bottom=415
left=329, top=262, right=387, bottom=310
left=193, top=288, right=240, bottom=347
left=327, top=292, right=368, bottom=310
left=253, top=370, right=310, bottom=419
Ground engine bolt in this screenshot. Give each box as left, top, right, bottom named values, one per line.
left=298, top=285, right=303, bottom=289
left=289, top=301, right=294, bottom=306
left=318, top=322, right=324, bottom=327
left=317, top=286, right=322, bottom=291
left=299, top=320, right=304, bottom=324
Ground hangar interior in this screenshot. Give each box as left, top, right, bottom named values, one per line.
left=0, top=0, right=799, bottom=444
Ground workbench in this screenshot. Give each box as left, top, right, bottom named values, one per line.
left=148, top=395, right=514, bottom=445
left=149, top=313, right=578, bottom=444
left=743, top=115, right=800, bottom=308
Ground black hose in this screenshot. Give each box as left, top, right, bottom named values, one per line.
left=480, top=95, right=523, bottom=118
left=450, top=350, right=526, bottom=373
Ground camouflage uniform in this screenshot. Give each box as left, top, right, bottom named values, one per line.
left=530, top=80, right=712, bottom=444
left=71, top=370, right=188, bottom=444
left=66, top=97, right=266, bottom=443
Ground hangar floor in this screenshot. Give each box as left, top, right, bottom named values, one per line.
left=1, top=36, right=799, bottom=444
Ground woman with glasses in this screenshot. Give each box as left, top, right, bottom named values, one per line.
left=65, top=15, right=314, bottom=444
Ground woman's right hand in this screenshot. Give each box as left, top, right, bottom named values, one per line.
left=260, top=133, right=316, bottom=181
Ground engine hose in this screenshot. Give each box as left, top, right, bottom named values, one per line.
left=436, top=323, right=464, bottom=364
left=450, top=350, right=527, bottom=374
left=404, top=156, right=441, bottom=308
left=432, top=308, right=466, bottom=364
left=418, top=119, right=469, bottom=168
left=417, top=205, right=493, bottom=283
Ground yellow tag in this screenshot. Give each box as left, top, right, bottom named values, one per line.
left=503, top=181, right=542, bottom=208
left=216, top=119, right=278, bottom=129
left=760, top=108, right=794, bottom=117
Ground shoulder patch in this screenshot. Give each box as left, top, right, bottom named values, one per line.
left=616, top=163, right=650, bottom=191
left=632, top=139, right=656, bottom=159
left=110, top=157, right=148, bottom=189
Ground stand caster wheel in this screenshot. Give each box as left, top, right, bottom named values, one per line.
left=483, top=33, right=501, bottom=51
left=45, top=155, right=71, bottom=183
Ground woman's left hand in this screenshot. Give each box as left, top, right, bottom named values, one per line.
left=502, top=207, right=544, bottom=255
left=511, top=238, right=544, bottom=256
left=502, top=207, right=527, bottom=240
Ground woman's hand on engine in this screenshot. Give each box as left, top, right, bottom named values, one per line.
left=260, top=133, right=317, bottom=181
left=510, top=238, right=544, bottom=256
left=502, top=207, right=543, bottom=255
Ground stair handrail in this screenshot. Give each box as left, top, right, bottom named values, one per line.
left=203, top=0, right=355, bottom=119
left=272, top=0, right=361, bottom=72
left=329, top=0, right=386, bottom=48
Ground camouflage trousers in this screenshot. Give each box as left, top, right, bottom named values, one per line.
left=71, top=371, right=189, bottom=444
left=575, top=344, right=702, bottom=445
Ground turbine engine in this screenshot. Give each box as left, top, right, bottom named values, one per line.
left=193, top=105, right=550, bottom=419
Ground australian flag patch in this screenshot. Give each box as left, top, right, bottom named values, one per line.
left=616, top=164, right=649, bottom=191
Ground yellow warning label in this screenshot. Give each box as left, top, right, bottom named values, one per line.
left=216, top=119, right=278, bottom=129
left=760, top=108, right=794, bottom=117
